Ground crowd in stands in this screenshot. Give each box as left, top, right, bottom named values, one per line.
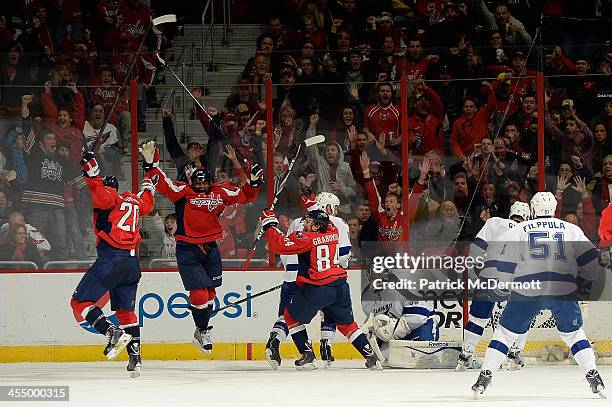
left=0, top=0, right=169, bottom=266
left=202, top=0, right=612, bottom=263
left=0, top=0, right=611, bottom=267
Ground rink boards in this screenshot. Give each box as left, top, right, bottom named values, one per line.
left=0, top=269, right=465, bottom=362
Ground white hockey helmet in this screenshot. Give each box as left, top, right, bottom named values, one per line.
left=509, top=201, right=530, bottom=221
left=316, top=192, right=340, bottom=215
left=530, top=191, right=557, bottom=218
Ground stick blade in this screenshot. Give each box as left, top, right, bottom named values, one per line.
left=153, top=14, right=177, bottom=26
left=304, top=134, right=326, bottom=147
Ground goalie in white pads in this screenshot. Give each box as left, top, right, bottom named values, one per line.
left=361, top=270, right=439, bottom=365
left=471, top=192, right=606, bottom=399
left=265, top=191, right=351, bottom=369
left=457, top=201, right=530, bottom=371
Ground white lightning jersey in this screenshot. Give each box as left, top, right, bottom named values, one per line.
left=470, top=217, right=520, bottom=279
left=280, top=215, right=351, bottom=282
left=361, top=277, right=435, bottom=332
left=491, top=218, right=601, bottom=297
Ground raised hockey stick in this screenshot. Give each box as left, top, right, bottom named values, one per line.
left=95, top=14, right=177, bottom=150
left=241, top=134, right=326, bottom=269
left=155, top=52, right=251, bottom=164
left=214, top=283, right=283, bottom=313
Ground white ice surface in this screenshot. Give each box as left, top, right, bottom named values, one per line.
left=0, top=361, right=609, bottom=407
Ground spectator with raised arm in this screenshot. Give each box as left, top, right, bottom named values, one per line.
left=450, top=81, right=497, bottom=161
left=40, top=79, right=84, bottom=163
left=476, top=0, right=532, bottom=45
left=545, top=99, right=595, bottom=172
left=305, top=113, right=358, bottom=215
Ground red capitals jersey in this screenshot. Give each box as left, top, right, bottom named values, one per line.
left=147, top=167, right=259, bottom=244
left=599, top=203, right=612, bottom=248
left=86, top=177, right=154, bottom=250
left=364, top=103, right=400, bottom=141
left=109, top=51, right=156, bottom=87
left=265, top=225, right=347, bottom=286
left=364, top=178, right=424, bottom=245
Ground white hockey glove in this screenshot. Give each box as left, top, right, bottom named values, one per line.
left=373, top=314, right=411, bottom=342
left=141, top=177, right=156, bottom=195
left=139, top=140, right=159, bottom=171
left=80, top=151, right=99, bottom=178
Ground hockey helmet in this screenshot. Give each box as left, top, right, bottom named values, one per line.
left=307, top=209, right=330, bottom=232
left=103, top=175, right=119, bottom=190
left=190, top=169, right=214, bottom=185
left=509, top=201, right=530, bottom=221
left=530, top=191, right=557, bottom=218
left=316, top=192, right=340, bottom=215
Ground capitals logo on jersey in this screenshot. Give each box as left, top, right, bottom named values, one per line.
left=190, top=193, right=223, bottom=210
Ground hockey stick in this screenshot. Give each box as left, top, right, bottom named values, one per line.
left=155, top=52, right=250, bottom=164
left=213, top=283, right=283, bottom=313
left=241, top=134, right=326, bottom=269
left=94, top=14, right=177, bottom=150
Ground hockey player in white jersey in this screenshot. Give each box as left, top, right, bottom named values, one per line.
left=361, top=271, right=439, bottom=365
left=472, top=192, right=606, bottom=398
left=264, top=191, right=351, bottom=369
left=456, top=201, right=531, bottom=371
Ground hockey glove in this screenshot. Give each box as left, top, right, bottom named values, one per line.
left=139, top=140, right=159, bottom=172
left=141, top=177, right=156, bottom=195
left=260, top=209, right=279, bottom=231
left=80, top=151, right=99, bottom=178
left=301, top=188, right=319, bottom=212
left=249, top=163, right=264, bottom=187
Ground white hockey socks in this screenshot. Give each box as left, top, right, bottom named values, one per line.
left=559, top=328, right=597, bottom=374
left=480, top=325, right=520, bottom=373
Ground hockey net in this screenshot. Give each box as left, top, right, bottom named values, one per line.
left=473, top=301, right=612, bottom=362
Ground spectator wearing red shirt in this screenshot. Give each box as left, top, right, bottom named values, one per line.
left=487, top=51, right=535, bottom=100
left=394, top=38, right=431, bottom=79
left=363, top=82, right=400, bottom=154
left=40, top=80, right=85, bottom=164
left=450, top=81, right=497, bottom=161
left=407, top=80, right=444, bottom=157
left=102, top=0, right=152, bottom=52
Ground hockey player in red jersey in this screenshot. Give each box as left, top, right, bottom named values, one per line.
left=140, top=141, right=262, bottom=354
left=261, top=209, right=383, bottom=370
left=70, top=152, right=155, bottom=377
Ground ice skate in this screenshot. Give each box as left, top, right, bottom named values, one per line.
left=471, top=370, right=492, bottom=399
left=586, top=369, right=606, bottom=399
left=456, top=351, right=473, bottom=372
left=364, top=351, right=383, bottom=371
left=320, top=339, right=335, bottom=368
left=127, top=354, right=142, bottom=378
left=193, top=327, right=213, bottom=354
left=295, top=342, right=317, bottom=370
left=506, top=347, right=525, bottom=371
left=264, top=332, right=281, bottom=370
left=103, top=326, right=132, bottom=361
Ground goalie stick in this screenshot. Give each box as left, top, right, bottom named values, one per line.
left=241, top=134, right=326, bottom=269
